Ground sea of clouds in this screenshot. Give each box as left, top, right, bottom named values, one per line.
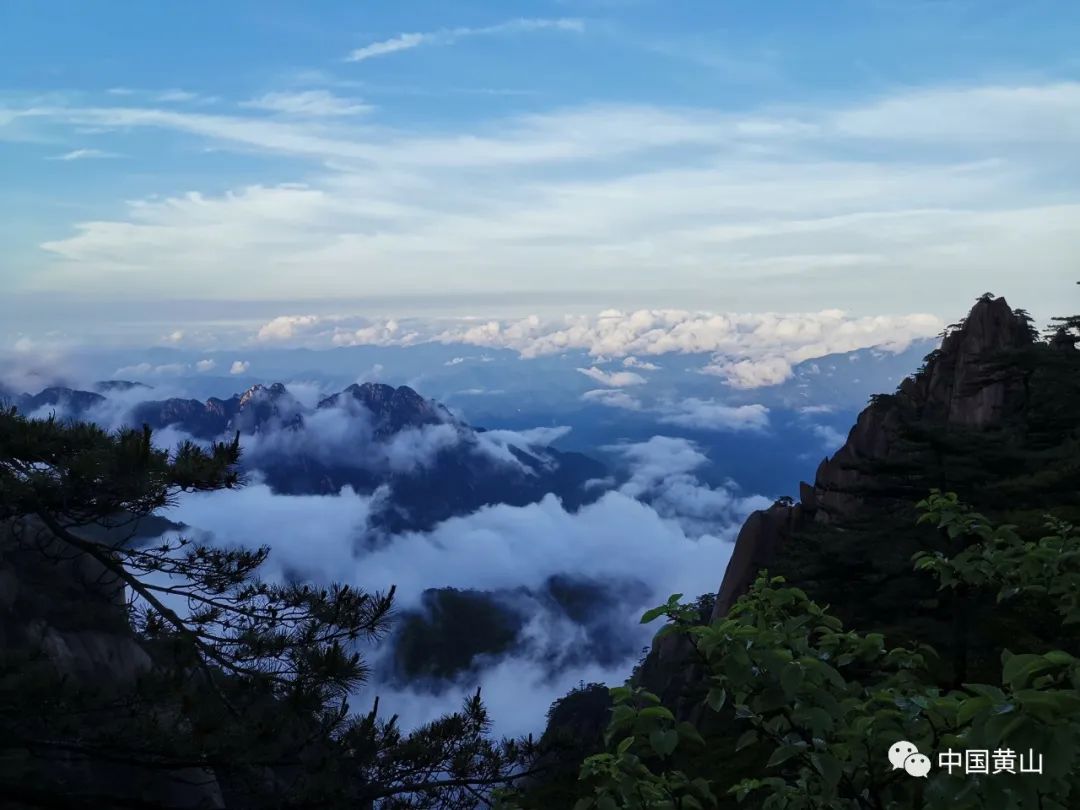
left=156, top=430, right=769, bottom=737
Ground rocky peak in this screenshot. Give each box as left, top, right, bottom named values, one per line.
left=319, top=383, right=449, bottom=437
left=905, top=295, right=1034, bottom=428
left=19, top=387, right=106, bottom=417
left=713, top=294, right=1040, bottom=617
left=232, top=383, right=301, bottom=433
left=237, top=382, right=289, bottom=408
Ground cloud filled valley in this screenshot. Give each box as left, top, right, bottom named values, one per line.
left=3, top=3, right=1078, bottom=804
left=2, top=371, right=781, bottom=735
left=0, top=286, right=971, bottom=739
left=162, top=462, right=763, bottom=736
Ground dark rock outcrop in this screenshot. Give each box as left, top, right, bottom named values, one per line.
left=625, top=295, right=1049, bottom=720
left=11, top=381, right=607, bottom=534
left=711, top=295, right=1035, bottom=618
left=13, top=387, right=106, bottom=419
left=0, top=519, right=225, bottom=808
left=130, top=383, right=303, bottom=438
left=317, top=382, right=450, bottom=438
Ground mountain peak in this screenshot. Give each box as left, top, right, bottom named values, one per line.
left=713, top=293, right=1048, bottom=618
left=939, top=294, right=1034, bottom=361
left=321, top=383, right=448, bottom=437
left=238, top=382, right=290, bottom=407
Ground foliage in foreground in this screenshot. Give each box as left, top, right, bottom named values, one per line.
left=510, top=492, right=1080, bottom=810
left=0, top=409, right=535, bottom=809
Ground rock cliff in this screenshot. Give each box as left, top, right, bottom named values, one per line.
left=712, top=295, right=1036, bottom=618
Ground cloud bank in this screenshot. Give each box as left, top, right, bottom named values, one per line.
left=157, top=434, right=766, bottom=736
left=11, top=80, right=1075, bottom=323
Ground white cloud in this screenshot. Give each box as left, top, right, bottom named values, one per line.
left=576, top=366, right=647, bottom=387
left=346, top=32, right=429, bottom=62
left=194, top=358, right=216, bottom=373
left=229, top=360, right=250, bottom=375
left=237, top=308, right=941, bottom=389
left=657, top=399, right=770, bottom=432
left=346, top=18, right=584, bottom=62
left=381, top=423, right=463, bottom=473
left=155, top=89, right=201, bottom=103
left=48, top=148, right=117, bottom=161
left=437, top=310, right=944, bottom=365
left=581, top=389, right=643, bottom=411
left=15, top=81, right=1080, bottom=321
left=605, top=436, right=772, bottom=536
left=333, top=320, right=421, bottom=348
left=623, top=356, right=660, bottom=371
left=473, top=426, right=572, bottom=469
left=833, top=83, right=1080, bottom=145
left=703, top=356, right=793, bottom=389
left=812, top=424, right=847, bottom=452
left=159, top=432, right=765, bottom=736
left=256, top=315, right=326, bottom=342
left=114, top=362, right=186, bottom=377
left=242, top=90, right=371, bottom=117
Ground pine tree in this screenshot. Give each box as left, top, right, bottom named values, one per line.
left=0, top=409, right=536, bottom=809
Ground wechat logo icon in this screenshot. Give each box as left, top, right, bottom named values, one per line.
left=888, top=741, right=931, bottom=778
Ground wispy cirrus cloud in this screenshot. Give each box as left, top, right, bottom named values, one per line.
left=8, top=81, right=1078, bottom=324
left=346, top=18, right=585, bottom=62
left=48, top=148, right=119, bottom=161
left=241, top=90, right=371, bottom=117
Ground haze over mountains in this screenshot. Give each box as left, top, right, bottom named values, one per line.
left=3, top=2, right=1078, bottom=805
left=2, top=326, right=945, bottom=734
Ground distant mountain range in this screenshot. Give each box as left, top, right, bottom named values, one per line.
left=4, top=380, right=606, bottom=534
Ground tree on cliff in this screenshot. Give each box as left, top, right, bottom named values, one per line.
left=533, top=494, right=1080, bottom=810
left=0, top=409, right=534, bottom=809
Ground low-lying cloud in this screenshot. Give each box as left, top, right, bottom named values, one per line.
left=246, top=308, right=941, bottom=389
left=656, top=399, right=770, bottom=432
left=576, top=366, right=647, bottom=388
left=157, top=434, right=767, bottom=737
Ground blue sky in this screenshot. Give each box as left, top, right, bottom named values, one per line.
left=2, top=0, right=1078, bottom=341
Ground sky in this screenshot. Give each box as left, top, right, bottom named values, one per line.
left=2, top=0, right=1078, bottom=341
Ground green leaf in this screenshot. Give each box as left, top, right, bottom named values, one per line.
left=677, top=721, right=706, bottom=747
left=616, top=736, right=635, bottom=754
left=640, top=606, right=669, bottom=624
left=1017, top=690, right=1080, bottom=718
left=1002, top=654, right=1054, bottom=687
left=766, top=745, right=800, bottom=768
left=1044, top=650, right=1076, bottom=666
left=639, top=706, right=676, bottom=722
left=780, top=663, right=804, bottom=697
left=957, top=695, right=992, bottom=725
left=811, top=753, right=842, bottom=789
left=649, top=728, right=679, bottom=757
left=735, top=729, right=759, bottom=751
left=706, top=687, right=728, bottom=711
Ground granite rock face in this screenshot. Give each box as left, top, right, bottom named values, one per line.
left=316, top=382, right=451, bottom=439
left=711, top=295, right=1034, bottom=620
left=627, top=296, right=1039, bottom=718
